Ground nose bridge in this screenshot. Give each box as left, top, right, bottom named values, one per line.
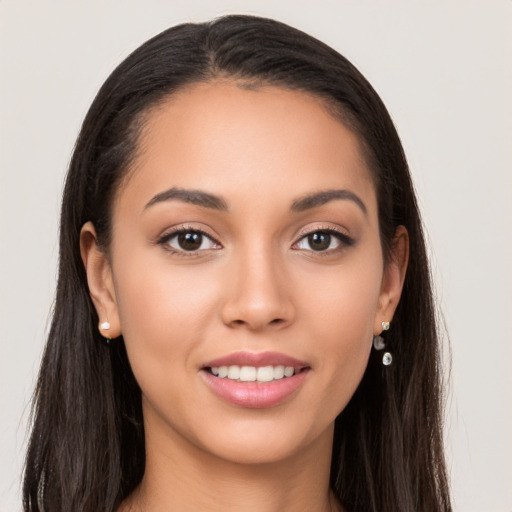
left=221, top=238, right=294, bottom=330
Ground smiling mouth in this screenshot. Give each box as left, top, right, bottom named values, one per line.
left=201, top=354, right=311, bottom=407
left=205, top=365, right=308, bottom=383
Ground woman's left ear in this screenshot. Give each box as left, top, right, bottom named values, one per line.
left=374, top=225, right=409, bottom=334
left=80, top=221, right=122, bottom=339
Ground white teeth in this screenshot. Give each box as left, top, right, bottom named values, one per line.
left=257, top=366, right=274, bottom=382
left=273, top=365, right=285, bottom=379
left=239, top=366, right=257, bottom=381
left=227, top=365, right=240, bottom=380
left=284, top=366, right=294, bottom=378
left=209, top=364, right=299, bottom=382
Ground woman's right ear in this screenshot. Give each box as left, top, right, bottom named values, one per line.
left=80, top=221, right=122, bottom=338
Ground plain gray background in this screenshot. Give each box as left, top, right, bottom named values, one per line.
left=1, top=1, right=511, bottom=510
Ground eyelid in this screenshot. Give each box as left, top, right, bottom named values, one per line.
left=292, top=225, right=355, bottom=251
left=295, top=224, right=352, bottom=242
left=156, top=224, right=222, bottom=254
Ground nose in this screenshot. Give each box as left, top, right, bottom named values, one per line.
left=221, top=248, right=295, bottom=331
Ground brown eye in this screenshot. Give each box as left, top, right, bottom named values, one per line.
left=161, top=229, right=219, bottom=253
left=177, top=232, right=203, bottom=251
left=294, top=229, right=353, bottom=253
left=307, top=232, right=331, bottom=251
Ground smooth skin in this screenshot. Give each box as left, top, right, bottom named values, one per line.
left=81, top=82, right=408, bottom=512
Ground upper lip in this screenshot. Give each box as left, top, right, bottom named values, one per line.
left=202, top=351, right=310, bottom=369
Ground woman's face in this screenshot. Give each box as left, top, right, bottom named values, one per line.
left=84, top=82, right=405, bottom=465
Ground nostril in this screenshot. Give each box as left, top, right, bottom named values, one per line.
left=228, top=317, right=286, bottom=329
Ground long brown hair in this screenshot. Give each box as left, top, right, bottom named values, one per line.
left=24, top=15, right=451, bottom=511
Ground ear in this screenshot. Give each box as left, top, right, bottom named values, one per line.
left=80, top=221, right=122, bottom=338
left=374, top=225, right=409, bottom=335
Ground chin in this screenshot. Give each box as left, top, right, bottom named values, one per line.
left=203, top=436, right=309, bottom=466
left=190, top=414, right=335, bottom=467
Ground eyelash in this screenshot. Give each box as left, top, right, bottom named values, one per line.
left=156, top=225, right=354, bottom=257
left=157, top=226, right=221, bottom=257
left=293, top=226, right=355, bottom=255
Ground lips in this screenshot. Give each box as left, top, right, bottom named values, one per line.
left=203, top=351, right=309, bottom=369
left=200, top=351, right=310, bottom=408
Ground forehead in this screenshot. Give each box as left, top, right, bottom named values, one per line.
left=117, top=81, right=376, bottom=213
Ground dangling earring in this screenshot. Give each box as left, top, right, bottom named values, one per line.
left=373, top=321, right=392, bottom=366
left=99, top=319, right=112, bottom=343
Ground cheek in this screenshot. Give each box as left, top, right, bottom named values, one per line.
left=115, top=245, right=219, bottom=323
left=111, top=252, right=221, bottom=378
left=295, top=252, right=383, bottom=403
left=298, top=251, right=383, bottom=340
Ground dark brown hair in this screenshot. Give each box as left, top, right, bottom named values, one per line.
left=23, top=15, right=451, bottom=511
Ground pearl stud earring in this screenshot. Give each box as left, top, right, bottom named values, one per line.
left=99, top=319, right=112, bottom=342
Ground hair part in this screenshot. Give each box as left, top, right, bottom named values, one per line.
left=24, top=14, right=451, bottom=512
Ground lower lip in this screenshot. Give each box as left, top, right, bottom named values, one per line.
left=201, top=369, right=309, bottom=408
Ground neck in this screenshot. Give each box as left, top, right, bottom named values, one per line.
left=120, top=418, right=341, bottom=512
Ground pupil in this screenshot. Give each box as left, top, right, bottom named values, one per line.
left=308, top=232, right=330, bottom=251
left=178, top=232, right=202, bottom=251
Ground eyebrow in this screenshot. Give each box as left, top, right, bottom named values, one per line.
left=144, top=187, right=228, bottom=211
left=143, top=186, right=367, bottom=215
left=291, top=189, right=367, bottom=215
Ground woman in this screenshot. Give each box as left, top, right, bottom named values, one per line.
left=23, top=15, right=451, bottom=512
